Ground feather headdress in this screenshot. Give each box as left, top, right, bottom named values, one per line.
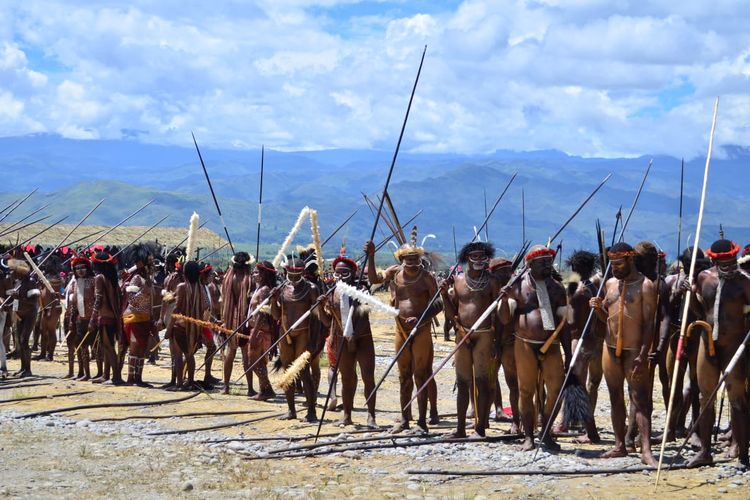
left=273, top=207, right=311, bottom=268
left=336, top=281, right=399, bottom=317
left=275, top=351, right=311, bottom=391
left=309, top=209, right=325, bottom=274
left=185, top=212, right=200, bottom=261
left=394, top=225, right=425, bottom=260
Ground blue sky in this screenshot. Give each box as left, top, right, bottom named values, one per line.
left=1, top=1, right=749, bottom=158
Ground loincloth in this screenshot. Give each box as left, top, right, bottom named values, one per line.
left=125, top=321, right=152, bottom=349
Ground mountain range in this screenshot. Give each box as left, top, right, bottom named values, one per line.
left=1, top=133, right=748, bottom=264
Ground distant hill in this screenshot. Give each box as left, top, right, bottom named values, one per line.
left=1, top=134, right=748, bottom=263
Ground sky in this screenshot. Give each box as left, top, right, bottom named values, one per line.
left=1, top=0, right=749, bottom=158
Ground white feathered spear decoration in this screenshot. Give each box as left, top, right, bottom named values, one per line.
left=336, top=282, right=399, bottom=317
left=275, top=351, right=311, bottom=391
left=273, top=206, right=311, bottom=268
left=185, top=212, right=200, bottom=261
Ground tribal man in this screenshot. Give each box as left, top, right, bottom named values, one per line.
left=739, top=244, right=750, bottom=274
left=689, top=239, right=750, bottom=468
left=558, top=250, right=602, bottom=443
left=365, top=228, right=442, bottom=433
left=272, top=256, right=319, bottom=421
left=589, top=242, right=658, bottom=466
left=488, top=257, right=520, bottom=431
left=440, top=241, right=501, bottom=438
left=4, top=258, right=39, bottom=377
left=160, top=253, right=184, bottom=389
left=89, top=251, right=124, bottom=384
left=318, top=256, right=377, bottom=428
left=245, top=260, right=277, bottom=401
left=171, top=260, right=209, bottom=389
left=221, top=252, right=254, bottom=395
left=198, top=262, right=220, bottom=388
left=66, top=255, right=95, bottom=380
left=499, top=244, right=570, bottom=451
left=122, top=244, right=156, bottom=387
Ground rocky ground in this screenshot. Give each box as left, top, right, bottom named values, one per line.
left=0, top=305, right=747, bottom=499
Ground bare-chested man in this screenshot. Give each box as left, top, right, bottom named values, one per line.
left=221, top=252, right=254, bottom=395
left=688, top=239, right=750, bottom=468
left=171, top=260, right=209, bottom=390
left=271, top=257, right=318, bottom=422
left=66, top=256, right=95, bottom=380
left=365, top=231, right=442, bottom=433
left=122, top=244, right=156, bottom=387
left=245, top=260, right=277, bottom=401
left=486, top=258, right=519, bottom=430
left=499, top=244, right=570, bottom=451
left=160, top=253, right=184, bottom=389
left=590, top=242, right=657, bottom=466
left=559, top=250, right=602, bottom=443
left=3, top=258, right=40, bottom=377
left=318, top=256, right=378, bottom=428
left=198, top=262, right=220, bottom=388
left=441, top=242, right=501, bottom=438
left=89, top=251, right=124, bottom=385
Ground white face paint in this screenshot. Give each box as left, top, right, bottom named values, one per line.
left=468, top=253, right=489, bottom=271
left=287, top=270, right=303, bottom=283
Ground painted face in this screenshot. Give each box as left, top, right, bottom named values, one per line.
left=334, top=262, right=355, bottom=284
left=74, top=265, right=88, bottom=278
left=611, top=258, right=631, bottom=280
left=715, top=257, right=739, bottom=279
left=401, top=254, right=422, bottom=270
left=529, top=256, right=553, bottom=279
left=287, top=269, right=304, bottom=284
left=468, top=251, right=489, bottom=271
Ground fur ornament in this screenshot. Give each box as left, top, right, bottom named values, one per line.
left=275, top=351, right=311, bottom=391
left=336, top=282, right=399, bottom=317
left=394, top=226, right=425, bottom=260
left=562, top=375, right=592, bottom=429
left=309, top=209, right=325, bottom=274
left=273, top=207, right=311, bottom=268
left=185, top=212, right=200, bottom=261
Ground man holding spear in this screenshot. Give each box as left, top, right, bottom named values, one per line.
left=365, top=228, right=442, bottom=434
left=688, top=238, right=750, bottom=467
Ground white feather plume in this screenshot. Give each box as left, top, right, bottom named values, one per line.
left=336, top=282, right=399, bottom=317
left=185, top=212, right=200, bottom=261
left=388, top=240, right=399, bottom=251
left=309, top=209, right=325, bottom=273
left=273, top=207, right=311, bottom=268
left=420, top=234, right=436, bottom=247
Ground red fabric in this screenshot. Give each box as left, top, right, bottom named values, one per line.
left=256, top=262, right=276, bottom=273
left=202, top=327, right=213, bottom=342
left=326, top=333, right=342, bottom=367
left=125, top=321, right=151, bottom=349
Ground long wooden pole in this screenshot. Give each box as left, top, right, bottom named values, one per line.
left=655, top=96, right=720, bottom=485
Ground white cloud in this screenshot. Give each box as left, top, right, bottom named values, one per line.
left=1, top=0, right=749, bottom=157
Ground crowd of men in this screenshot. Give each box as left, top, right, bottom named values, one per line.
left=1, top=233, right=749, bottom=468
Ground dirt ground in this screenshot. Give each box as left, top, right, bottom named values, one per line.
left=0, top=300, right=747, bottom=499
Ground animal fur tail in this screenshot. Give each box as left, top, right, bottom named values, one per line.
left=275, top=351, right=311, bottom=391
left=562, top=374, right=592, bottom=429
left=185, top=212, right=200, bottom=261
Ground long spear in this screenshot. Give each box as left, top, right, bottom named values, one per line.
left=192, top=132, right=235, bottom=254
left=452, top=225, right=458, bottom=261
left=534, top=160, right=653, bottom=460
left=483, top=188, right=489, bottom=241
left=655, top=97, right=720, bottom=485
left=5, top=215, right=69, bottom=255
left=0, top=214, right=52, bottom=239
left=0, top=195, right=22, bottom=217
left=199, top=242, right=229, bottom=261
left=320, top=209, right=358, bottom=248
left=547, top=173, right=612, bottom=245
left=37, top=199, right=104, bottom=269
left=0, top=188, right=37, bottom=225
left=677, top=158, right=684, bottom=261
left=365, top=170, right=518, bottom=407
left=0, top=203, right=51, bottom=236
left=317, top=45, right=428, bottom=440
left=111, top=215, right=170, bottom=260
left=521, top=188, right=525, bottom=246
left=256, top=145, right=264, bottom=260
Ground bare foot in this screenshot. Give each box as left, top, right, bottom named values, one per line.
left=521, top=437, right=535, bottom=451
left=574, top=434, right=593, bottom=444
left=688, top=432, right=702, bottom=448
left=450, top=429, right=467, bottom=439
left=247, top=388, right=258, bottom=398
left=62, top=373, right=74, bottom=380
left=472, top=428, right=486, bottom=438
left=279, top=411, right=297, bottom=421
left=508, top=422, right=520, bottom=435
left=222, top=386, right=230, bottom=395
left=327, top=397, right=338, bottom=411
left=641, top=453, right=658, bottom=467
left=687, top=451, right=713, bottom=468
left=336, top=416, right=352, bottom=427
left=542, top=437, right=561, bottom=452
left=600, top=447, right=628, bottom=459
left=390, top=421, right=409, bottom=434
left=367, top=415, right=377, bottom=429
left=415, top=420, right=429, bottom=434
left=429, top=412, right=440, bottom=425
left=726, top=442, right=739, bottom=459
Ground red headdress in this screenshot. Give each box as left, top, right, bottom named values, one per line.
left=525, top=246, right=556, bottom=262
left=332, top=256, right=358, bottom=272
left=90, top=252, right=116, bottom=265
left=706, top=241, right=740, bottom=260
left=199, top=263, right=213, bottom=274
left=256, top=262, right=276, bottom=274
left=70, top=254, right=91, bottom=269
